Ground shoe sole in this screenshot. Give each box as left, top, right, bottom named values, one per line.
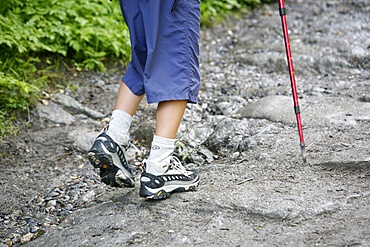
left=88, top=150, right=135, bottom=188
left=140, top=178, right=200, bottom=200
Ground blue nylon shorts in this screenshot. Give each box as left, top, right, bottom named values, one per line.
left=119, top=0, right=201, bottom=104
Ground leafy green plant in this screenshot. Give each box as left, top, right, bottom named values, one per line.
left=0, top=0, right=131, bottom=72
left=201, top=0, right=270, bottom=26
left=0, top=112, right=19, bottom=138
left=0, top=0, right=131, bottom=139
left=0, top=73, right=40, bottom=139
left=0, top=73, right=40, bottom=111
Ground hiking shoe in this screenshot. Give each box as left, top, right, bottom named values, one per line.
left=139, top=156, right=200, bottom=199
left=88, top=132, right=135, bottom=187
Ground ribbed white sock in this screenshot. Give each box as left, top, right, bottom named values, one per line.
left=106, top=110, right=132, bottom=146
left=146, top=135, right=175, bottom=174
left=148, top=135, right=176, bottom=161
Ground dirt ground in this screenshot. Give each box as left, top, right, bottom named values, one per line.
left=1, top=0, right=369, bottom=246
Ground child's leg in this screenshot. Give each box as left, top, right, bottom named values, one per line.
left=115, top=82, right=144, bottom=116
left=155, top=100, right=187, bottom=139
left=145, top=100, right=187, bottom=165
left=141, top=100, right=200, bottom=199
left=88, top=82, right=143, bottom=188
left=105, top=82, right=144, bottom=146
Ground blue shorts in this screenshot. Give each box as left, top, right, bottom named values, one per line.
left=119, top=0, right=201, bottom=104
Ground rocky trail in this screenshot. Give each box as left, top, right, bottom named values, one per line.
left=1, top=0, right=369, bottom=246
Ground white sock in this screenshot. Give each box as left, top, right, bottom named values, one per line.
left=146, top=135, right=175, bottom=174
left=106, top=110, right=132, bottom=146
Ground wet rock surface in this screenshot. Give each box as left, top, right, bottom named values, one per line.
left=1, top=0, right=369, bottom=246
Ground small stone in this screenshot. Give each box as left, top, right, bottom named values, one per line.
left=351, top=46, right=366, bottom=57
left=30, top=226, right=40, bottom=233
left=34, top=229, right=45, bottom=238
left=65, top=204, right=73, bottom=211
left=5, top=238, right=12, bottom=247
left=35, top=102, right=76, bottom=125
left=81, top=190, right=95, bottom=202
left=47, top=200, right=57, bottom=208
left=12, top=234, right=21, bottom=243
left=13, top=210, right=22, bottom=217
left=102, top=117, right=110, bottom=123
left=41, top=99, right=49, bottom=106
left=47, top=191, right=60, bottom=197
left=43, top=221, right=51, bottom=227
left=20, top=233, right=34, bottom=244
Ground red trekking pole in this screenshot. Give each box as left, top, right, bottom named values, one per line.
left=278, top=0, right=307, bottom=164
